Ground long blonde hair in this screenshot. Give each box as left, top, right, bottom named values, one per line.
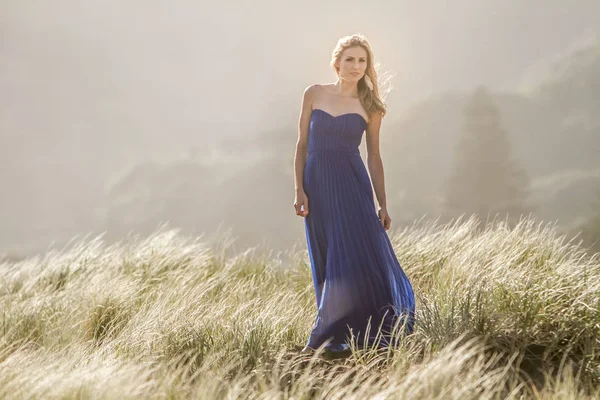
left=330, top=33, right=394, bottom=119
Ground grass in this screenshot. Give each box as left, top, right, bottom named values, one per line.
left=0, top=215, right=599, bottom=399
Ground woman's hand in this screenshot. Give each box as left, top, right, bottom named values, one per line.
left=377, top=206, right=391, bottom=230
left=294, top=191, right=310, bottom=217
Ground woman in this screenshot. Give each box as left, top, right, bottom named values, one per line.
left=293, top=34, right=416, bottom=354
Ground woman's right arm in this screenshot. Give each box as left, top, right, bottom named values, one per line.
left=293, top=84, right=316, bottom=217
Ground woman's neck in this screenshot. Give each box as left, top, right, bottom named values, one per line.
left=334, top=80, right=359, bottom=98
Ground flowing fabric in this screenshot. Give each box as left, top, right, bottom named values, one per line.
left=303, top=108, right=415, bottom=350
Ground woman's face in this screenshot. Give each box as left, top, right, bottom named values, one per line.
left=336, top=46, right=368, bottom=83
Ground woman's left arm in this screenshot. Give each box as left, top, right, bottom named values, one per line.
left=365, top=111, right=391, bottom=229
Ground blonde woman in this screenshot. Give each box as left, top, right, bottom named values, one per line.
left=293, top=34, right=415, bottom=354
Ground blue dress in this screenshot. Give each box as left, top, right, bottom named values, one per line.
left=303, top=108, right=416, bottom=350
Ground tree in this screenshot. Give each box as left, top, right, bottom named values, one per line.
left=442, top=86, right=532, bottom=225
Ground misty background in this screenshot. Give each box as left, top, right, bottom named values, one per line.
left=2, top=0, right=600, bottom=258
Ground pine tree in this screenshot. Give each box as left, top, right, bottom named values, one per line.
left=442, top=85, right=531, bottom=224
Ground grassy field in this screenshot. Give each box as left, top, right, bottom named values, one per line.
left=1, top=215, right=599, bottom=399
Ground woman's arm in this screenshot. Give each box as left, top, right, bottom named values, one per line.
left=294, top=85, right=316, bottom=193
left=365, top=111, right=387, bottom=210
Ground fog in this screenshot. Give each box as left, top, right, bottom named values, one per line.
left=2, top=0, right=599, bottom=257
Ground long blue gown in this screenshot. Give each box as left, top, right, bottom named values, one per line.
left=303, top=108, right=416, bottom=350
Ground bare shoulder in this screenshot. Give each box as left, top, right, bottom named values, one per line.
left=366, top=110, right=384, bottom=128
left=319, top=83, right=337, bottom=93
left=304, top=83, right=322, bottom=95
left=302, top=84, right=319, bottom=102
left=370, top=110, right=383, bottom=122
left=302, top=84, right=326, bottom=109
left=305, top=83, right=337, bottom=103
left=369, top=110, right=384, bottom=121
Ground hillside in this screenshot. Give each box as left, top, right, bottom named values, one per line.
left=382, top=41, right=600, bottom=224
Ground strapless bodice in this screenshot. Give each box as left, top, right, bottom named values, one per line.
left=307, top=109, right=367, bottom=155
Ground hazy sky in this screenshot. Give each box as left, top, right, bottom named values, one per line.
left=3, top=0, right=599, bottom=145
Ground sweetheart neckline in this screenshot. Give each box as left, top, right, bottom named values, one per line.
left=312, top=108, right=368, bottom=124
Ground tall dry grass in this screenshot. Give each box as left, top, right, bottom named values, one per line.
left=1, top=215, right=599, bottom=399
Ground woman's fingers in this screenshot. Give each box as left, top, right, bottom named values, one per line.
left=384, top=216, right=391, bottom=230
left=298, top=203, right=308, bottom=217
left=294, top=199, right=309, bottom=217
left=378, top=210, right=391, bottom=230
left=302, top=199, right=309, bottom=216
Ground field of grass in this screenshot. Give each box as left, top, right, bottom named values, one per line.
left=1, top=215, right=599, bottom=399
